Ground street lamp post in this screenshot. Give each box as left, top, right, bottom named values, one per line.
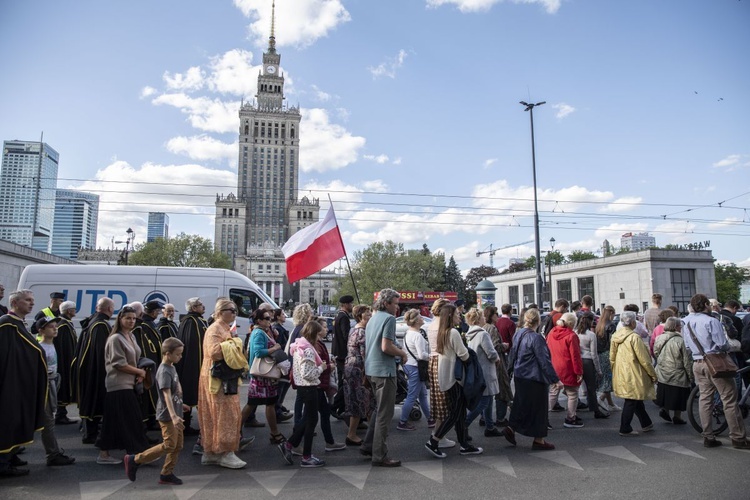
left=520, top=100, right=546, bottom=307
left=124, top=227, right=135, bottom=265
left=548, top=237, right=556, bottom=305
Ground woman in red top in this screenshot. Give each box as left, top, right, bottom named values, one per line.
left=546, top=313, right=584, bottom=429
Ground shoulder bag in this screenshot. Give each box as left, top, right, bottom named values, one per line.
left=686, top=323, right=737, bottom=378
left=249, top=331, right=284, bottom=379
left=404, top=331, right=429, bottom=382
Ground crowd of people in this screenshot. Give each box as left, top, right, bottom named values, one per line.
left=2, top=286, right=750, bottom=482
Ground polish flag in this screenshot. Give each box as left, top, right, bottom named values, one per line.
left=282, top=205, right=346, bottom=283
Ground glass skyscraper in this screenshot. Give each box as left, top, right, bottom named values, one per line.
left=147, top=212, right=169, bottom=242
left=0, top=140, right=59, bottom=252
left=51, top=189, right=100, bottom=259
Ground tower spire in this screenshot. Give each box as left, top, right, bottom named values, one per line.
left=268, top=0, right=276, bottom=52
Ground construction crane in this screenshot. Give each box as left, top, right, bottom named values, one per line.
left=476, top=240, right=535, bottom=268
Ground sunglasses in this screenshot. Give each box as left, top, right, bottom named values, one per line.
left=222, top=308, right=237, bottom=313
left=121, top=306, right=135, bottom=313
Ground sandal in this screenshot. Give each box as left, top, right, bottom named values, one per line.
left=270, top=433, right=285, bottom=445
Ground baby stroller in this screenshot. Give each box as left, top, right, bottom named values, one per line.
left=396, top=362, right=422, bottom=421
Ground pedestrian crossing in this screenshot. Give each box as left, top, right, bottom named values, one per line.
left=76, top=440, right=725, bottom=499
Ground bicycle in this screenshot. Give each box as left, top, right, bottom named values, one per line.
left=687, top=364, right=750, bottom=435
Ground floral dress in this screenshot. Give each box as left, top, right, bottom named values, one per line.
left=343, top=326, right=374, bottom=418
left=247, top=327, right=279, bottom=403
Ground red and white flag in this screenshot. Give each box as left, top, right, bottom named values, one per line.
left=282, top=204, right=346, bottom=283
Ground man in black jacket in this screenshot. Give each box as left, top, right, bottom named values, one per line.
left=330, top=295, right=354, bottom=418
left=176, top=297, right=207, bottom=436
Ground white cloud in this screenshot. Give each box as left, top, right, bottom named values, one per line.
left=70, top=160, right=235, bottom=249
left=426, top=0, right=561, bottom=14
left=652, top=221, right=698, bottom=245
left=335, top=107, right=350, bottom=122
left=299, top=108, right=366, bottom=172
left=152, top=93, right=240, bottom=133
left=392, top=157, right=402, bottom=165
left=708, top=217, right=744, bottom=230
left=483, top=158, right=498, bottom=169
left=712, top=154, right=749, bottom=172
left=311, top=84, right=332, bottom=102
left=206, top=49, right=264, bottom=96
left=599, top=196, right=643, bottom=213
left=234, top=0, right=351, bottom=48
left=140, top=86, right=157, bottom=99
left=712, top=154, right=740, bottom=168
left=166, top=135, right=237, bottom=164
left=163, top=66, right=205, bottom=91
left=551, top=102, right=576, bottom=119
left=368, top=49, right=408, bottom=79
left=594, top=223, right=648, bottom=240
left=363, top=154, right=390, bottom=164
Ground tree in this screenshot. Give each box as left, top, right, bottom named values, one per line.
left=715, top=263, right=749, bottom=304
left=546, top=250, right=566, bottom=265
left=335, top=241, right=447, bottom=304
left=128, top=233, right=232, bottom=269
left=567, top=250, right=598, bottom=262
left=444, top=256, right=465, bottom=299
left=464, top=265, right=500, bottom=306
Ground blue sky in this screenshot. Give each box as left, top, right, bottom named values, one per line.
left=1, top=0, right=749, bottom=272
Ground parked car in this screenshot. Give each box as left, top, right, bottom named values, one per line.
left=395, top=315, right=432, bottom=339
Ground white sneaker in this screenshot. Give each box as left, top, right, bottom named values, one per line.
left=609, top=403, right=622, bottom=412
left=201, top=453, right=221, bottom=465
left=218, top=452, right=247, bottom=469
left=325, top=442, right=346, bottom=452
left=438, top=437, right=456, bottom=449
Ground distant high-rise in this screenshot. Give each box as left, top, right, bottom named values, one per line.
left=51, top=189, right=99, bottom=259
left=621, top=232, right=656, bottom=251
left=0, top=140, right=59, bottom=252
left=147, top=212, right=169, bottom=242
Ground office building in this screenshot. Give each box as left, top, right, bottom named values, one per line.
left=51, top=189, right=99, bottom=259
left=147, top=212, right=169, bottom=242
left=621, top=232, right=656, bottom=251
left=0, top=140, right=59, bottom=252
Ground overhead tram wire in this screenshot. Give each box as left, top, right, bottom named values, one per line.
left=13, top=174, right=750, bottom=211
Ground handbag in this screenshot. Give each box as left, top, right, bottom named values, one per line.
left=686, top=323, right=738, bottom=378
left=250, top=355, right=283, bottom=380
left=404, top=333, right=429, bottom=382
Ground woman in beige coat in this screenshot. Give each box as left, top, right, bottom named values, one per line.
left=610, top=311, right=657, bottom=437
left=654, top=317, right=693, bottom=425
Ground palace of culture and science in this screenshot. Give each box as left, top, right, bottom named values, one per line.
left=215, top=3, right=336, bottom=307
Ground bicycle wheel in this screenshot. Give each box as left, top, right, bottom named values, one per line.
left=687, top=386, right=728, bottom=435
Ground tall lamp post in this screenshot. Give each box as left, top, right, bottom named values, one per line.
left=124, top=227, right=135, bottom=265
left=520, top=100, right=546, bottom=307
left=547, top=237, right=556, bottom=305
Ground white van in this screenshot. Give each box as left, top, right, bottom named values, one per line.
left=17, top=264, right=290, bottom=333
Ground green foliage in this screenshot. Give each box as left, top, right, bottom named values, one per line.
left=546, top=250, right=566, bottom=265
left=714, top=263, right=749, bottom=304
left=336, top=241, right=447, bottom=304
left=128, top=233, right=232, bottom=269
left=567, top=250, right=598, bottom=262
left=444, top=256, right=464, bottom=300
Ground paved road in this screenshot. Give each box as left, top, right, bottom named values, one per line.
left=3, top=394, right=749, bottom=500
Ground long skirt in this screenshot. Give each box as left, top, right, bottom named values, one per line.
left=597, top=351, right=613, bottom=393
left=655, top=383, right=690, bottom=411
left=198, top=372, right=241, bottom=455
left=428, top=356, right=448, bottom=421
left=96, top=389, right=148, bottom=454
left=508, top=377, right=548, bottom=438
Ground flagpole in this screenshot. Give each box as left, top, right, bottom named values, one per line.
left=328, top=195, right=361, bottom=304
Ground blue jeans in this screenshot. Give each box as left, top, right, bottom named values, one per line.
left=496, top=397, right=508, bottom=421
left=466, top=395, right=494, bottom=430
left=401, top=365, right=431, bottom=423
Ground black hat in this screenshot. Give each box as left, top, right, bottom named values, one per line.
left=144, top=299, right=164, bottom=312
left=50, top=292, right=65, bottom=300
left=34, top=316, right=61, bottom=332
left=339, top=295, right=354, bottom=304
left=455, top=299, right=465, bottom=307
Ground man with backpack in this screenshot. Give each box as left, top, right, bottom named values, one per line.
left=541, top=299, right=569, bottom=339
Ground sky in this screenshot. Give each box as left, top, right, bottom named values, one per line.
left=1, top=0, right=749, bottom=273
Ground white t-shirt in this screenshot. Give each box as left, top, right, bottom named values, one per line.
left=404, top=328, right=429, bottom=366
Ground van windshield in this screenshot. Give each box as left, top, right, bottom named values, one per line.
left=229, top=288, right=276, bottom=318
